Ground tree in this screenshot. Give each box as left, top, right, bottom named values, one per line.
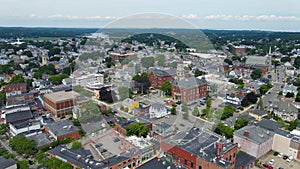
left=71, top=141, right=82, bottom=149
left=48, top=74, right=69, bottom=85
left=155, top=54, right=166, bottom=66
left=294, top=56, right=300, bottom=69
left=0, top=124, right=8, bottom=135
left=0, top=90, right=6, bottom=107
left=206, top=98, right=212, bottom=108
left=286, top=119, right=298, bottom=131
left=250, top=69, right=262, bottom=80
left=160, top=80, right=172, bottom=96
left=229, top=78, right=244, bottom=85
left=202, top=108, right=211, bottom=117
left=141, top=57, right=155, bottom=68
left=221, top=105, right=235, bottom=120
left=118, top=87, right=132, bottom=101
left=183, top=112, right=189, bottom=120
left=214, top=123, right=234, bottom=139
left=170, top=61, right=178, bottom=68
left=259, top=83, right=273, bottom=95
left=9, top=74, right=25, bottom=84
left=194, top=69, right=205, bottom=77
left=125, top=122, right=147, bottom=137
left=285, top=92, right=295, bottom=98
left=224, top=58, right=233, bottom=65
left=181, top=102, right=188, bottom=112
left=170, top=107, right=176, bottom=115
left=9, top=136, right=36, bottom=155
left=43, top=158, right=72, bottom=169
left=22, top=51, right=33, bottom=57
left=18, top=160, right=29, bottom=169
left=234, top=118, right=249, bottom=130
left=192, top=106, right=200, bottom=117
left=34, top=71, right=42, bottom=79
left=280, top=56, right=291, bottom=63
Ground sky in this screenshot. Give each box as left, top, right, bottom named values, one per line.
left=0, top=0, right=300, bottom=31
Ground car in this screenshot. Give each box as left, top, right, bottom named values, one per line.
left=283, top=155, right=288, bottom=160
left=172, top=104, right=177, bottom=107
left=273, top=152, right=279, bottom=156
left=263, top=164, right=273, bottom=169
left=278, top=167, right=284, bottom=169
left=269, top=159, right=274, bottom=165
left=286, top=156, right=293, bottom=162
left=277, top=153, right=283, bottom=158
left=176, top=101, right=182, bottom=105
left=95, top=143, right=103, bottom=148
left=100, top=148, right=107, bottom=153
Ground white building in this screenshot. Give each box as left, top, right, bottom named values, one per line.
left=9, top=120, right=41, bottom=136
left=65, top=74, right=104, bottom=87
left=149, top=103, right=169, bottom=119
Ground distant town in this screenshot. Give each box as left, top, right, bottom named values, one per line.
left=0, top=27, right=299, bottom=169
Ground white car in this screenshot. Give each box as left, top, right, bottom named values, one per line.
left=269, top=159, right=275, bottom=165
left=278, top=153, right=283, bottom=158
left=287, top=156, right=293, bottom=162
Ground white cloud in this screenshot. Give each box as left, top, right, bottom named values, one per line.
left=47, top=15, right=119, bottom=20
left=203, top=14, right=300, bottom=21
left=182, top=14, right=199, bottom=19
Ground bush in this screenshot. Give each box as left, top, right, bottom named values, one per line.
left=71, top=141, right=82, bottom=149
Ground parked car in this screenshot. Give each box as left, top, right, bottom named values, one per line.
left=269, top=159, right=274, bottom=165
left=273, top=152, right=279, bottom=156
left=263, top=164, right=273, bottom=169
left=286, top=156, right=293, bottom=162
left=277, top=153, right=283, bottom=158
left=283, top=155, right=288, bottom=160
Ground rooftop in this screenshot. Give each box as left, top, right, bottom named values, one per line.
left=173, top=77, right=207, bottom=89
left=46, top=119, right=79, bottom=137
left=0, top=156, right=17, bottom=169
left=234, top=151, right=255, bottom=169
left=44, top=91, right=79, bottom=103
left=5, top=110, right=33, bottom=123
left=234, top=125, right=274, bottom=145
left=137, top=157, right=179, bottom=169
left=257, top=119, right=283, bottom=131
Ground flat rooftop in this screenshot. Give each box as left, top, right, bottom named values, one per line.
left=44, top=91, right=79, bottom=103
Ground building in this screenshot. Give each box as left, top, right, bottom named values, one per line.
left=225, top=93, right=244, bottom=108
left=71, top=74, right=104, bottom=87
left=4, top=83, right=27, bottom=94
left=0, top=156, right=17, bottom=169
left=234, top=151, right=255, bottom=169
left=9, top=120, right=41, bottom=136
left=149, top=103, right=169, bottom=119
left=44, top=120, right=80, bottom=141
left=114, top=117, right=152, bottom=136
left=5, top=110, right=33, bottom=124
left=137, top=157, right=179, bottom=169
left=233, top=46, right=246, bottom=56
left=270, top=101, right=298, bottom=122
left=125, top=136, right=155, bottom=162
left=109, top=52, right=137, bottom=62
left=44, top=91, right=80, bottom=118
left=149, top=69, right=175, bottom=88
left=161, top=128, right=238, bottom=169
left=233, top=125, right=274, bottom=158
left=172, top=77, right=208, bottom=103
left=122, top=98, right=139, bottom=112
left=244, top=56, right=270, bottom=76
left=152, top=122, right=176, bottom=140
left=282, top=84, right=298, bottom=96
left=249, top=109, right=267, bottom=121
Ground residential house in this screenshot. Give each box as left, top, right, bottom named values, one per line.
left=225, top=93, right=244, bottom=108
left=271, top=101, right=298, bottom=122
left=282, top=84, right=298, bottom=96
left=0, top=156, right=17, bottom=169
left=122, top=98, right=139, bottom=112
left=149, top=103, right=169, bottom=119
left=249, top=109, right=267, bottom=121
left=233, top=125, right=274, bottom=158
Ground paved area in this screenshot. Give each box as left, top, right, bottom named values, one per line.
left=258, top=151, right=300, bottom=169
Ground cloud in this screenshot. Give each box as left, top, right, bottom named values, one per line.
left=203, top=14, right=300, bottom=21
left=47, top=15, right=119, bottom=20
left=182, top=14, right=199, bottom=19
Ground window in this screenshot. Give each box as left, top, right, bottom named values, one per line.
left=233, top=153, right=235, bottom=158
left=191, top=162, right=194, bottom=168
left=229, top=155, right=232, bottom=161
left=199, top=166, right=202, bottom=169
left=184, top=159, right=188, bottom=165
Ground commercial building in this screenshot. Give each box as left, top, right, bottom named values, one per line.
left=172, top=77, right=208, bottom=103
left=149, top=68, right=175, bottom=88
left=160, top=128, right=238, bottom=169
left=44, top=91, right=80, bottom=118
left=9, top=120, right=41, bottom=136
left=44, top=120, right=80, bottom=141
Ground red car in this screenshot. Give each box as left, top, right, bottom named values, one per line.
left=263, top=164, right=273, bottom=169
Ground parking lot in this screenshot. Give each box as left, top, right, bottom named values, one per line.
left=258, top=151, right=300, bottom=169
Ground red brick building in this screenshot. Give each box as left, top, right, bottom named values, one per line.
left=233, top=46, right=246, bottom=56
left=44, top=91, right=79, bottom=118
left=149, top=69, right=175, bottom=88
left=44, top=120, right=80, bottom=141
left=160, top=129, right=238, bottom=169
left=4, top=83, right=27, bottom=93
left=172, top=77, right=208, bottom=103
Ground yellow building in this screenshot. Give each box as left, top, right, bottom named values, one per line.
left=122, top=98, right=139, bottom=112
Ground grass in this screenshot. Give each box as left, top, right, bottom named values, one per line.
left=73, top=85, right=93, bottom=97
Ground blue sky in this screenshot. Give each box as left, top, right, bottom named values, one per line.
left=0, top=0, right=299, bottom=31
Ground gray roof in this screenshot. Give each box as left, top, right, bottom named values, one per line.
left=173, top=77, right=207, bottom=89
left=5, top=110, right=33, bottom=123
left=234, top=151, right=255, bottom=169
left=0, top=156, right=17, bottom=169
left=272, top=101, right=298, bottom=113
left=234, top=125, right=274, bottom=145
left=252, top=109, right=267, bottom=116
left=137, top=157, right=179, bottom=169
left=150, top=68, right=173, bottom=77
left=46, top=120, right=79, bottom=137
left=257, top=119, right=283, bottom=131
left=151, top=103, right=166, bottom=110
left=245, top=56, right=268, bottom=66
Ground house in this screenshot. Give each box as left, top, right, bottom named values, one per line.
left=225, top=93, right=244, bottom=108
left=44, top=91, right=80, bottom=118
left=249, top=109, right=267, bottom=121
left=0, top=156, right=17, bottom=169
left=152, top=122, right=176, bottom=140
left=233, top=125, right=274, bottom=158
left=270, top=101, right=298, bottom=122
left=122, top=98, right=139, bottom=112
left=282, top=84, right=298, bottom=96
left=44, top=120, right=80, bottom=141
left=172, top=77, right=208, bottom=103
left=149, top=103, right=169, bottom=119
left=161, top=128, right=238, bottom=169
left=149, top=68, right=175, bottom=88
left=234, top=151, right=256, bottom=169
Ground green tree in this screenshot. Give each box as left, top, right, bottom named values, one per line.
left=141, top=57, right=155, bottom=68
left=118, top=87, right=132, bottom=101
left=214, top=123, right=234, bottom=139
left=33, top=71, right=42, bottom=79
left=22, top=51, right=33, bottom=57
left=221, top=105, right=235, bottom=120
left=48, top=74, right=69, bottom=85
left=160, top=80, right=172, bottom=96
left=280, top=56, right=291, bottom=63
left=234, top=118, right=249, bottom=130
left=0, top=90, right=6, bottom=107
left=155, top=54, right=166, bottom=66
left=206, top=98, right=212, bottom=108
left=9, top=74, right=25, bottom=84
left=170, top=61, right=178, bottom=68
left=71, top=141, right=82, bottom=149
left=286, top=119, right=298, bottom=131
left=9, top=136, right=36, bottom=155
left=202, top=108, right=211, bottom=117
left=194, top=69, right=205, bottom=77
left=192, top=106, right=200, bottom=117
left=170, top=107, right=176, bottom=115
left=259, top=83, right=273, bottom=95
left=125, top=122, right=148, bottom=137
left=294, top=56, right=300, bottom=69
left=183, top=112, right=189, bottom=120
left=250, top=69, right=262, bottom=80
left=181, top=102, right=188, bottom=112
left=18, top=160, right=29, bottom=169
left=224, top=58, right=233, bottom=65
left=0, top=124, right=8, bottom=135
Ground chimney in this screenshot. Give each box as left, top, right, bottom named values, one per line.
left=215, top=142, right=224, bottom=158
left=244, top=130, right=249, bottom=137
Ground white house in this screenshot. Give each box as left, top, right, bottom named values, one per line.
left=149, top=103, right=169, bottom=119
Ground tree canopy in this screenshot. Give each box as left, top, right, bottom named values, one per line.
left=192, top=106, right=200, bottom=117
left=9, top=136, right=36, bottom=155
left=48, top=74, right=69, bottom=85
left=9, top=74, right=25, bottom=84
left=71, top=141, right=82, bottom=149
left=221, top=104, right=235, bottom=120
left=160, top=80, right=172, bottom=96
left=125, top=122, right=148, bottom=137
left=234, top=118, right=249, bottom=130
left=250, top=69, right=262, bottom=80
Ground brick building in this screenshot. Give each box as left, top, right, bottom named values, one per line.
left=233, top=46, right=246, bottom=56
left=172, top=77, right=208, bottom=103
left=4, top=83, right=27, bottom=93
left=149, top=69, right=175, bottom=88
left=44, top=120, right=80, bottom=141
left=160, top=128, right=238, bottom=169
left=44, top=91, right=79, bottom=118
